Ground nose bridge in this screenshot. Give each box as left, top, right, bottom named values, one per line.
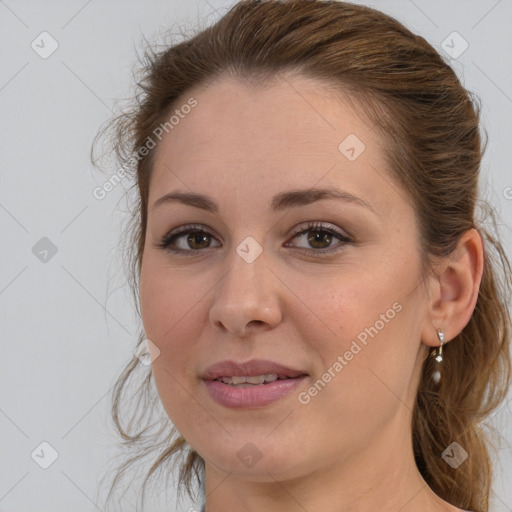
left=224, top=235, right=269, bottom=300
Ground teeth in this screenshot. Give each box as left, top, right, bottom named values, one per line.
left=245, top=375, right=266, bottom=385
left=219, top=374, right=280, bottom=385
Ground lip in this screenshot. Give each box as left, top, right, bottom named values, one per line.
left=202, top=359, right=307, bottom=380
left=201, top=359, right=308, bottom=409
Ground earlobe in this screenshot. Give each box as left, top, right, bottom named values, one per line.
left=421, top=228, right=484, bottom=348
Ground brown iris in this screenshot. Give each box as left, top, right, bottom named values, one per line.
left=187, top=232, right=211, bottom=250
left=307, top=230, right=332, bottom=249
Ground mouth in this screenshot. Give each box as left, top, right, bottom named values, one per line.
left=202, top=358, right=308, bottom=381
left=201, top=359, right=308, bottom=408
left=214, top=374, right=295, bottom=387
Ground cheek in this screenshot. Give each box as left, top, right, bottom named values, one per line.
left=140, top=254, right=196, bottom=342
left=139, top=257, right=204, bottom=382
left=291, top=264, right=421, bottom=397
left=139, top=260, right=206, bottom=429
left=287, top=265, right=403, bottom=349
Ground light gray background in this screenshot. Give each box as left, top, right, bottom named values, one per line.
left=1, top=1, right=511, bottom=511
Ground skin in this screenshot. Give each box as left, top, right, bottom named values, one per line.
left=139, top=74, right=483, bottom=512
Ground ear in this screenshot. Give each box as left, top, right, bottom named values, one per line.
left=421, top=228, right=484, bottom=348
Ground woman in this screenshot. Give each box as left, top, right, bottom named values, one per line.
left=94, top=1, right=511, bottom=511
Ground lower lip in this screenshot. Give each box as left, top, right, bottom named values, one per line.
left=203, top=377, right=307, bottom=408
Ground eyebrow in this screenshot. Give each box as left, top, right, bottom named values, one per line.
left=152, top=187, right=377, bottom=215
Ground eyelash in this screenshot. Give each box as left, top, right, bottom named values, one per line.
left=156, top=221, right=353, bottom=257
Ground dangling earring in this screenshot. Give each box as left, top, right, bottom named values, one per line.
left=430, top=329, right=444, bottom=384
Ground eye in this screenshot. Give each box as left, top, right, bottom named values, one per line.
left=156, top=221, right=353, bottom=255
left=286, top=221, right=353, bottom=255
left=157, top=224, right=221, bottom=253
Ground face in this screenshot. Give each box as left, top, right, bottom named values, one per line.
left=139, top=74, right=431, bottom=483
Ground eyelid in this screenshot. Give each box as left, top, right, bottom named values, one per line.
left=289, top=221, right=352, bottom=241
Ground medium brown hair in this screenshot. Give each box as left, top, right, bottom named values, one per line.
left=93, top=1, right=512, bottom=511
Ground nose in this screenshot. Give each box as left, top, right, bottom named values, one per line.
left=208, top=243, right=283, bottom=338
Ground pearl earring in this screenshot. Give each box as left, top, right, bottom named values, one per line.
left=430, top=329, right=444, bottom=384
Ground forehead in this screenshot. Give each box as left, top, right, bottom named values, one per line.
left=149, top=74, right=401, bottom=217
left=157, top=74, right=375, bottom=154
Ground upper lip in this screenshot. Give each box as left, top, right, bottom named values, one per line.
left=202, top=359, right=308, bottom=380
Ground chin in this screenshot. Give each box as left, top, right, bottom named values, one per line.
left=196, top=435, right=311, bottom=482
